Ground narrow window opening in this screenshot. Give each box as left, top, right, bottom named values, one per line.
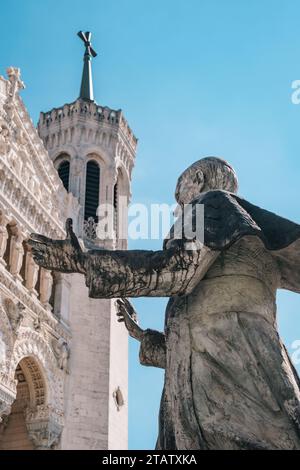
left=85, top=161, right=100, bottom=222
left=58, top=160, right=70, bottom=192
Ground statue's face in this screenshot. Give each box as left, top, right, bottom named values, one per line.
left=175, top=158, right=238, bottom=204
left=175, top=168, right=204, bottom=205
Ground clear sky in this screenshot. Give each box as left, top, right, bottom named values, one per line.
left=1, top=0, right=300, bottom=449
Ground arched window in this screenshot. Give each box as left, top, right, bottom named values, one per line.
left=57, top=160, right=70, bottom=192
left=85, top=160, right=100, bottom=221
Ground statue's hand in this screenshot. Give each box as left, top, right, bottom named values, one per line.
left=28, top=219, right=86, bottom=274
left=116, top=298, right=144, bottom=341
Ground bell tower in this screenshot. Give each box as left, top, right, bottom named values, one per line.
left=37, top=32, right=137, bottom=449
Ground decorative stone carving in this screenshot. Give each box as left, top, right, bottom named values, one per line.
left=0, top=210, right=8, bottom=264
left=52, top=338, right=69, bottom=373
left=0, top=330, right=6, bottom=364
left=6, top=67, right=25, bottom=100
left=27, top=424, right=61, bottom=450
left=0, top=124, right=10, bottom=154
left=3, top=298, right=25, bottom=334
left=3, top=67, right=25, bottom=120
left=33, top=316, right=42, bottom=332
left=14, top=126, right=27, bottom=146
left=0, top=384, right=15, bottom=423
left=0, top=400, right=11, bottom=423
left=9, top=231, right=24, bottom=277
left=11, top=333, right=65, bottom=416
left=25, top=405, right=63, bottom=449
left=83, top=216, right=98, bottom=240
left=24, top=249, right=39, bottom=293
left=0, top=67, right=79, bottom=450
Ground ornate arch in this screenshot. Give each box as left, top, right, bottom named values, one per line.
left=7, top=329, right=64, bottom=449
left=10, top=329, right=63, bottom=411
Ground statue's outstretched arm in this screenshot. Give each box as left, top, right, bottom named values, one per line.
left=84, top=234, right=219, bottom=298
left=29, top=218, right=219, bottom=298
left=116, top=299, right=166, bottom=369
left=28, top=219, right=86, bottom=274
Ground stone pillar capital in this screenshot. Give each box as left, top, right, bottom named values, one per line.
left=0, top=381, right=16, bottom=423
left=25, top=405, right=63, bottom=450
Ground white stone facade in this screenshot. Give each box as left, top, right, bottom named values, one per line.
left=0, top=67, right=137, bottom=450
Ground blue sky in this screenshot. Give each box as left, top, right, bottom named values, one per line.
left=1, top=0, right=300, bottom=449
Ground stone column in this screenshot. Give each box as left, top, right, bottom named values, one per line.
left=52, top=273, right=71, bottom=325
left=9, top=229, right=24, bottom=279
left=39, top=268, right=53, bottom=310
left=25, top=248, right=39, bottom=295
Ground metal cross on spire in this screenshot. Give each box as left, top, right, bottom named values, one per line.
left=77, top=31, right=97, bottom=102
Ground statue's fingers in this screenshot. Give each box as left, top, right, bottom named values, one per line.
left=66, top=218, right=82, bottom=252
left=31, top=247, right=48, bottom=261
left=65, top=218, right=73, bottom=235
left=28, top=242, right=52, bottom=264
left=123, top=298, right=134, bottom=313
left=116, top=300, right=128, bottom=314
left=29, top=242, right=52, bottom=267
left=32, top=254, right=49, bottom=268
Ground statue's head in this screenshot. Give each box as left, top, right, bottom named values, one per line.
left=175, top=156, right=238, bottom=205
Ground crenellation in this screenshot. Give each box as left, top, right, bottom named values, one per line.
left=38, top=99, right=137, bottom=157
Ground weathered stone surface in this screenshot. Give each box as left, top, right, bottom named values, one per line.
left=29, top=156, right=300, bottom=450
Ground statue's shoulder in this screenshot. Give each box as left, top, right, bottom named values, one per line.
left=191, top=190, right=262, bottom=250
left=166, top=190, right=300, bottom=252
left=164, top=190, right=261, bottom=251
left=193, top=190, right=300, bottom=251
left=193, top=189, right=244, bottom=208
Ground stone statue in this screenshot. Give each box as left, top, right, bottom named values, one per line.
left=3, top=298, right=25, bottom=334
left=52, top=338, right=70, bottom=373
left=28, top=156, right=300, bottom=450
left=0, top=124, right=10, bottom=154
left=4, top=67, right=25, bottom=121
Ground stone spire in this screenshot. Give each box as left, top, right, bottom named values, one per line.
left=77, top=31, right=97, bottom=102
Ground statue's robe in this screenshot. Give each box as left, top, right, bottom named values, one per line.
left=31, top=190, right=300, bottom=449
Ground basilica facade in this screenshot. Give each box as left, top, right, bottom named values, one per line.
left=0, top=40, right=137, bottom=449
